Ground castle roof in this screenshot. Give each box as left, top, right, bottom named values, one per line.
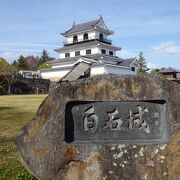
left=47, top=55, right=137, bottom=68
left=47, top=54, right=121, bottom=64
left=55, top=40, right=121, bottom=52
left=61, top=16, right=113, bottom=36
left=117, top=58, right=137, bottom=67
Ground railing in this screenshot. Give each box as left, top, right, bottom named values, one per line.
left=64, top=36, right=112, bottom=45
left=99, top=37, right=112, bottom=44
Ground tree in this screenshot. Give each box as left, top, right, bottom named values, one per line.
left=150, top=67, right=165, bottom=74
left=38, top=49, right=50, bottom=66
left=137, top=51, right=149, bottom=74
left=0, top=58, right=18, bottom=94
left=24, top=55, right=39, bottom=70
left=13, top=60, right=18, bottom=67
left=17, top=55, right=28, bottom=70
left=38, top=62, right=52, bottom=70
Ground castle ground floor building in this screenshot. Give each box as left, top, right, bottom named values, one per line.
left=40, top=55, right=137, bottom=82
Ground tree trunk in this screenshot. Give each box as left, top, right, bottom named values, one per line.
left=6, top=78, right=11, bottom=95
left=7, top=83, right=11, bottom=94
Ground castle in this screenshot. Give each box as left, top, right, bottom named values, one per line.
left=40, top=16, right=138, bottom=81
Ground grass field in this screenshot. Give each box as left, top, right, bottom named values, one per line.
left=0, top=95, right=47, bottom=179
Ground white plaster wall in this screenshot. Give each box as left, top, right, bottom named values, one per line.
left=81, top=49, right=86, bottom=56
left=89, top=32, right=96, bottom=39
left=41, top=69, right=70, bottom=81
left=91, top=47, right=99, bottom=54
left=78, top=34, right=83, bottom=41
left=60, top=46, right=99, bottom=58
left=104, top=66, right=136, bottom=75
left=67, top=31, right=96, bottom=43
left=66, top=31, right=110, bottom=44
left=129, top=62, right=137, bottom=74
left=70, top=51, right=75, bottom=57
left=90, top=66, right=105, bottom=76
left=67, top=36, right=73, bottom=43
left=94, top=30, right=108, bottom=39
left=97, top=46, right=116, bottom=56
left=177, top=73, right=180, bottom=79
left=52, top=63, right=73, bottom=69
left=60, top=53, right=65, bottom=58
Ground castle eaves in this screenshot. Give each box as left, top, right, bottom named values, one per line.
left=54, top=40, right=121, bottom=52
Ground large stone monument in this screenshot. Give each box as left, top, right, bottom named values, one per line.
left=15, top=75, right=180, bottom=180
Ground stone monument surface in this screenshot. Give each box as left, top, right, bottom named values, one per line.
left=15, top=75, right=180, bottom=180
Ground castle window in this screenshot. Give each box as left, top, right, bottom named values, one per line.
left=83, top=33, right=88, bottom=41
left=99, top=33, right=103, bottom=41
left=65, top=53, right=70, bottom=57
left=86, top=49, right=91, bottom=54
left=101, top=49, right=106, bottom=54
left=75, top=51, right=80, bottom=56
left=109, top=51, right=113, bottom=56
left=73, top=35, right=78, bottom=43
left=131, top=67, right=135, bottom=71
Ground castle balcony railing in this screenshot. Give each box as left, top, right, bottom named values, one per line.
left=99, top=37, right=112, bottom=44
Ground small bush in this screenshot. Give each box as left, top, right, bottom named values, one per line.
left=14, top=169, right=37, bottom=180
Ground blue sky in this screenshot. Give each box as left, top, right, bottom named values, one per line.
left=0, top=0, right=180, bottom=69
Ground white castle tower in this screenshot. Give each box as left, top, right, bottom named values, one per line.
left=40, top=16, right=137, bottom=81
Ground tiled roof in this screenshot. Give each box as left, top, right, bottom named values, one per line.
left=54, top=40, right=121, bottom=52
left=47, top=54, right=121, bottom=64
left=160, top=67, right=178, bottom=73
left=62, top=18, right=100, bottom=35
left=55, top=40, right=97, bottom=52
left=61, top=17, right=113, bottom=36
left=117, top=58, right=137, bottom=67
left=47, top=55, right=137, bottom=68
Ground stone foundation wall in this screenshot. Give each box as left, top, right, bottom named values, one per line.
left=11, top=78, right=50, bottom=94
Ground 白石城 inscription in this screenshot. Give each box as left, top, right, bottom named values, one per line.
left=68, top=100, right=169, bottom=144
left=15, top=75, right=180, bottom=180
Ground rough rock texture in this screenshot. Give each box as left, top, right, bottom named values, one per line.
left=15, top=75, right=180, bottom=180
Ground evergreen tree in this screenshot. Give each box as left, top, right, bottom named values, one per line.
left=137, top=51, right=149, bottom=74
left=17, top=55, right=27, bottom=70
left=38, top=49, right=50, bottom=66
left=12, top=60, right=18, bottom=68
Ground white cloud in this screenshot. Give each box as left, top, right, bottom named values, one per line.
left=0, top=51, right=21, bottom=63
left=151, top=41, right=180, bottom=55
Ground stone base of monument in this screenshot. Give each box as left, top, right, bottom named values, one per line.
left=15, top=75, right=180, bottom=180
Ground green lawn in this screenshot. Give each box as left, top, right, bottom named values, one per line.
left=0, top=95, right=47, bottom=180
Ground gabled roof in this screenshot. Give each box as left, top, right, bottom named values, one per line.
left=61, top=16, right=113, bottom=36
left=73, top=56, right=99, bottom=65
left=117, top=58, right=137, bottom=67
left=160, top=67, right=179, bottom=73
